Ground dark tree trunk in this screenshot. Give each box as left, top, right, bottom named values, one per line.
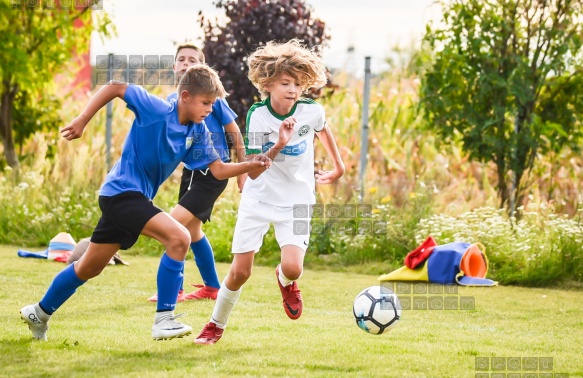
left=0, top=80, right=19, bottom=169
left=495, top=157, right=509, bottom=210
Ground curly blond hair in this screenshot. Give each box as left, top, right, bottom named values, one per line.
left=247, top=39, right=327, bottom=98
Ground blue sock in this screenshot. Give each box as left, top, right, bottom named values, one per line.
left=191, top=236, right=220, bottom=289
left=156, top=253, right=185, bottom=312
left=179, top=266, right=185, bottom=292
left=39, top=263, right=86, bottom=315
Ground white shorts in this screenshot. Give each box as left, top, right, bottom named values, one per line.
left=231, top=195, right=311, bottom=253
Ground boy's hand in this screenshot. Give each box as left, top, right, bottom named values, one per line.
left=278, top=117, right=296, bottom=146
left=249, top=154, right=272, bottom=169
left=315, top=168, right=344, bottom=184
left=61, top=115, right=89, bottom=140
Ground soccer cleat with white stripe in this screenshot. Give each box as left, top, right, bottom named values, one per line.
left=20, top=304, right=49, bottom=341
left=152, top=312, right=192, bottom=340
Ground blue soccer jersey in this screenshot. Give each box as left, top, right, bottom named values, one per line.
left=167, top=92, right=237, bottom=170
left=100, top=85, right=220, bottom=199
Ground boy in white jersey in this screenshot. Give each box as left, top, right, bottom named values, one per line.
left=194, top=39, right=345, bottom=345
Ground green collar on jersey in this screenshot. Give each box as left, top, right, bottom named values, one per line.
left=265, top=96, right=316, bottom=120
left=266, top=96, right=297, bottom=120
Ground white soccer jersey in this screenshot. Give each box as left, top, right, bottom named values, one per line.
left=245, top=97, right=326, bottom=207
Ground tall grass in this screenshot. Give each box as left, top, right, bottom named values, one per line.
left=1, top=73, right=582, bottom=286
left=0, top=129, right=106, bottom=245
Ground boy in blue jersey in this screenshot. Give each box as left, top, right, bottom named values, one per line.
left=147, top=43, right=247, bottom=303
left=194, top=40, right=345, bottom=345
left=19, top=64, right=270, bottom=341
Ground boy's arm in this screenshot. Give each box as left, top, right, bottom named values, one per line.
left=245, top=139, right=285, bottom=180
left=61, top=81, right=128, bottom=140
left=224, top=121, right=248, bottom=192
left=246, top=156, right=267, bottom=180
left=314, top=124, right=345, bottom=184
left=246, top=142, right=283, bottom=180
left=208, top=155, right=271, bottom=180
left=224, top=121, right=246, bottom=163
left=247, top=116, right=296, bottom=180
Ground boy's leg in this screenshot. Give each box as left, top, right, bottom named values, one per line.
left=279, top=245, right=305, bottom=282
left=20, top=242, right=119, bottom=340
left=148, top=167, right=192, bottom=302
left=147, top=266, right=186, bottom=302
left=194, top=195, right=267, bottom=345
left=141, top=212, right=192, bottom=340
left=171, top=204, right=221, bottom=300
left=185, top=233, right=220, bottom=300
left=273, top=210, right=309, bottom=320
left=171, top=168, right=228, bottom=302
left=155, top=253, right=185, bottom=312
left=276, top=245, right=305, bottom=320
left=194, top=251, right=254, bottom=345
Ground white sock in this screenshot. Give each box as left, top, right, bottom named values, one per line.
left=154, top=310, right=173, bottom=323
left=34, top=303, right=51, bottom=322
left=211, top=279, right=242, bottom=329
left=278, top=268, right=293, bottom=287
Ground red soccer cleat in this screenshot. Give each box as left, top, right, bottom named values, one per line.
left=275, top=265, right=303, bottom=320
left=184, top=284, right=219, bottom=300
left=194, top=322, right=224, bottom=345
left=147, top=290, right=186, bottom=303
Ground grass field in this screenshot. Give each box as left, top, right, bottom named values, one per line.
left=0, top=245, right=582, bottom=378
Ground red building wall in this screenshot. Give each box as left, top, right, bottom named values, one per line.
left=63, top=15, right=92, bottom=97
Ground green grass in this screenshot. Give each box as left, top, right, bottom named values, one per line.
left=1, top=245, right=582, bottom=378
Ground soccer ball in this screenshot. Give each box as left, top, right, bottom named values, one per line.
left=353, top=285, right=402, bottom=335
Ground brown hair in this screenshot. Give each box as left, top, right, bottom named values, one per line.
left=177, top=64, right=226, bottom=99
left=175, top=43, right=205, bottom=63
left=247, top=39, right=327, bottom=98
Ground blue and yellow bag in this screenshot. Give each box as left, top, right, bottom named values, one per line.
left=379, top=240, right=497, bottom=286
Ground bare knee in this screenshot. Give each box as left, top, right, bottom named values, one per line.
left=75, top=262, right=105, bottom=281
left=281, top=263, right=303, bottom=281
left=228, top=266, right=253, bottom=288
left=165, top=226, right=191, bottom=259
left=188, top=220, right=204, bottom=242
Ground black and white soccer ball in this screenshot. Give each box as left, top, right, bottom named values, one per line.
left=353, top=285, right=402, bottom=335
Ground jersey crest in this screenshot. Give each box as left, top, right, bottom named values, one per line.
left=298, top=125, right=310, bottom=136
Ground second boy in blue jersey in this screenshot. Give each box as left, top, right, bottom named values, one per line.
left=147, top=43, right=247, bottom=303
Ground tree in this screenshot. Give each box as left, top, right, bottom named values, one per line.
left=198, top=0, right=330, bottom=127
left=0, top=1, right=114, bottom=168
left=13, top=91, right=62, bottom=156
left=421, top=0, right=583, bottom=213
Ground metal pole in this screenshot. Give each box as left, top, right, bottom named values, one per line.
left=105, top=53, right=113, bottom=171
left=509, top=115, right=519, bottom=218
left=359, top=57, right=371, bottom=202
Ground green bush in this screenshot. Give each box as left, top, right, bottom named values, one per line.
left=414, top=206, right=583, bottom=286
